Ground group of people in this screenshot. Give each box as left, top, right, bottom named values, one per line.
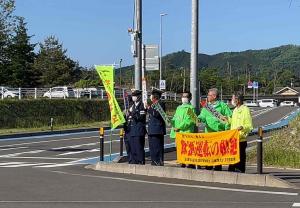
left=124, top=88, right=166, bottom=166
left=123, top=87, right=253, bottom=173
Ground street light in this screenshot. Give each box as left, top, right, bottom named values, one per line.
left=119, top=58, right=123, bottom=87
left=160, top=13, right=167, bottom=87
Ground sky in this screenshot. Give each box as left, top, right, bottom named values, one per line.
left=15, top=0, right=300, bottom=68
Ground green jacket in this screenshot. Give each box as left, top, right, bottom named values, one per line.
left=170, top=103, right=197, bottom=140
left=198, top=101, right=232, bottom=132
left=230, top=105, right=253, bottom=142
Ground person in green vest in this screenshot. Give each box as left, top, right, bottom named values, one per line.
left=170, top=91, right=197, bottom=140
left=198, top=88, right=232, bottom=171
left=228, top=92, right=253, bottom=173
left=170, top=91, right=197, bottom=168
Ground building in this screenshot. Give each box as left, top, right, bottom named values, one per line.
left=273, top=86, right=300, bottom=103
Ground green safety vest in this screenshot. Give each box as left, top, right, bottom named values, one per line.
left=170, top=103, right=197, bottom=140
left=230, top=105, right=253, bottom=142
left=198, top=101, right=232, bottom=132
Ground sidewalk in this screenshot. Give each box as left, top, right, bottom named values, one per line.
left=86, top=150, right=300, bottom=189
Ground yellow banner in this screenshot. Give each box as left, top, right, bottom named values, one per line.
left=95, top=65, right=125, bottom=129
left=176, top=130, right=240, bottom=166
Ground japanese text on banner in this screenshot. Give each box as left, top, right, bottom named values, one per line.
left=176, top=130, right=240, bottom=166
left=95, top=65, right=125, bottom=129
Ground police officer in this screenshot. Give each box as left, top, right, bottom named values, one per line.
left=128, top=89, right=147, bottom=164
left=123, top=95, right=133, bottom=163
left=146, top=88, right=166, bottom=166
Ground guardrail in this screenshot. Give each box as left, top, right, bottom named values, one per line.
left=0, top=87, right=180, bottom=101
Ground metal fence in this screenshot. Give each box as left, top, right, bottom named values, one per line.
left=0, top=87, right=180, bottom=101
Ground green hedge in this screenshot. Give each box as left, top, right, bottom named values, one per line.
left=0, top=99, right=180, bottom=129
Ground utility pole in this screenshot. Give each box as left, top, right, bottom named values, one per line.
left=134, top=0, right=142, bottom=90
left=159, top=13, right=167, bottom=85
left=119, top=58, right=123, bottom=87
left=190, top=0, right=199, bottom=113
left=183, top=67, right=186, bottom=92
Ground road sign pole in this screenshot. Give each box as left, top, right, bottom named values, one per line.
left=257, top=127, right=263, bottom=174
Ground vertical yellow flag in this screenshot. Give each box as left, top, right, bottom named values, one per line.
left=95, top=65, right=125, bottom=129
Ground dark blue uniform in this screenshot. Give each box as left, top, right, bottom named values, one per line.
left=128, top=101, right=146, bottom=164
left=123, top=111, right=132, bottom=163
left=148, top=101, right=166, bottom=166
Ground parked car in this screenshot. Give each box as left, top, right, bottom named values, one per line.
left=258, top=99, right=277, bottom=108
left=0, top=86, right=21, bottom=98
left=43, top=86, right=75, bottom=98
left=244, top=100, right=259, bottom=107
left=280, top=101, right=296, bottom=107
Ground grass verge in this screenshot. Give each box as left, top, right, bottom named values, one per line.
left=247, top=115, right=300, bottom=169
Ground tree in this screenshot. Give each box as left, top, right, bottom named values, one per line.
left=0, top=0, right=16, bottom=85
left=33, top=36, right=77, bottom=87
left=7, top=17, right=36, bottom=87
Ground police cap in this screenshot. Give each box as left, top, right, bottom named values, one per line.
left=131, top=89, right=142, bottom=96
left=151, top=87, right=163, bottom=98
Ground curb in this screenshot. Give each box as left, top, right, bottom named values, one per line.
left=86, top=162, right=297, bottom=189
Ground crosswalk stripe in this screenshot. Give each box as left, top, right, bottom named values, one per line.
left=57, top=148, right=99, bottom=156
left=293, top=203, right=300, bottom=207
left=0, top=162, right=24, bottom=165
left=35, top=163, right=77, bottom=168
left=1, top=163, right=52, bottom=167
left=0, top=150, right=44, bottom=158
left=0, top=147, right=27, bottom=152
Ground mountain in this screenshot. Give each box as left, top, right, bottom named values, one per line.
left=115, top=45, right=300, bottom=94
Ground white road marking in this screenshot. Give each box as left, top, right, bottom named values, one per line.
left=0, top=135, right=99, bottom=148
left=1, top=163, right=53, bottom=168
left=51, top=142, right=98, bottom=150
left=36, top=162, right=77, bottom=168
left=57, top=148, right=99, bottom=156
left=252, top=108, right=274, bottom=118
left=52, top=170, right=299, bottom=196
left=0, top=162, right=24, bottom=165
left=0, top=150, right=44, bottom=158
left=3, top=156, right=80, bottom=160
left=0, top=146, right=27, bottom=151
left=293, top=203, right=300, bottom=207
left=0, top=200, right=293, bottom=205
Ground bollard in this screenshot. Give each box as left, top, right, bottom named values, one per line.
left=50, top=118, right=54, bottom=131
left=257, top=127, right=263, bottom=174
left=99, top=127, right=104, bottom=161
left=119, top=128, right=124, bottom=157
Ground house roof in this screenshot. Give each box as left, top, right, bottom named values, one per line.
left=274, top=86, right=300, bottom=95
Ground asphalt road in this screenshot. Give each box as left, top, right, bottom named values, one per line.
left=0, top=106, right=299, bottom=208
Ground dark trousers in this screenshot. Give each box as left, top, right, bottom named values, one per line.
left=149, top=135, right=164, bottom=166
left=129, top=136, right=145, bottom=164
left=228, top=141, right=247, bottom=173
left=124, top=133, right=131, bottom=163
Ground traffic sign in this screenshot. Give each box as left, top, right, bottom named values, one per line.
left=253, top=81, right=259, bottom=89
left=247, top=81, right=253, bottom=89
left=160, top=80, right=166, bottom=90
left=142, top=79, right=147, bottom=103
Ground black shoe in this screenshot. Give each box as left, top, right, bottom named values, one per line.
left=187, top=164, right=196, bottom=169
left=151, top=161, right=159, bottom=166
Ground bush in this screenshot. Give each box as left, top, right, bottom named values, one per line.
left=0, top=99, right=110, bottom=128
left=0, top=99, right=181, bottom=129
